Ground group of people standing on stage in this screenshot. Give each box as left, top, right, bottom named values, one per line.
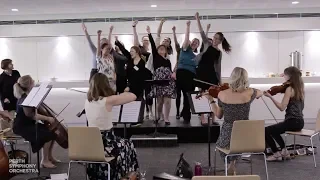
left=0, top=11, right=306, bottom=180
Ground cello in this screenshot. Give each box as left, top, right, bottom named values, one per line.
left=38, top=103, right=69, bottom=149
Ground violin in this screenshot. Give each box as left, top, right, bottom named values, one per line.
left=38, top=103, right=68, bottom=149
left=267, top=81, right=291, bottom=96
left=196, top=83, right=230, bottom=99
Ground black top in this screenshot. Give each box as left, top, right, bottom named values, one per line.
left=139, top=45, right=151, bottom=61
left=0, top=70, right=20, bottom=111
left=196, top=46, right=221, bottom=89
left=115, top=40, right=149, bottom=98
left=285, top=98, right=304, bottom=121
left=148, top=33, right=172, bottom=72
left=111, top=49, right=128, bottom=77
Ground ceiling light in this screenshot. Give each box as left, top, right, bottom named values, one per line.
left=151, top=5, right=157, bottom=7
left=11, top=9, right=18, bottom=12
left=292, top=1, right=299, bottom=4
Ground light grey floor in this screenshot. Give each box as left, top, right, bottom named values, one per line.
left=8, top=122, right=320, bottom=180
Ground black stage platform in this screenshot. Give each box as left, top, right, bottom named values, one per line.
left=113, top=116, right=220, bottom=143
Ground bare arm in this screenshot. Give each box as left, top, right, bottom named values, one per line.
left=266, top=87, right=292, bottom=111
left=195, top=12, right=209, bottom=45
left=23, top=107, right=53, bottom=123
left=182, top=21, right=191, bottom=50
left=156, top=19, right=165, bottom=46
left=205, top=24, right=211, bottom=36
left=96, top=30, right=102, bottom=58
left=105, top=92, right=137, bottom=111
left=82, top=23, right=97, bottom=54
left=132, top=21, right=140, bottom=46
left=108, top=26, right=113, bottom=46
left=172, top=26, right=180, bottom=52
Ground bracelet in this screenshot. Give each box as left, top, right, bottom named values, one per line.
left=210, top=100, right=216, bottom=104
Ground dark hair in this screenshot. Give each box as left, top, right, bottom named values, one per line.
left=191, top=38, right=200, bottom=53
left=200, top=38, right=211, bottom=53
left=157, top=45, right=168, bottom=57
left=216, top=32, right=231, bottom=54
left=1, top=59, right=12, bottom=70
left=130, top=46, right=142, bottom=57
left=87, top=73, right=115, bottom=102
left=284, top=66, right=304, bottom=101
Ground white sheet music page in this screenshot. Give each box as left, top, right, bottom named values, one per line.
left=191, top=94, right=211, bottom=113
left=21, top=87, right=39, bottom=106
left=121, top=101, right=141, bottom=123
left=29, top=88, right=50, bottom=107
left=39, top=81, right=50, bottom=90
left=112, top=106, right=121, bottom=122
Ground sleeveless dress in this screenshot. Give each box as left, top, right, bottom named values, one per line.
left=216, top=89, right=257, bottom=163
left=13, top=94, right=56, bottom=153
left=85, top=97, right=139, bottom=180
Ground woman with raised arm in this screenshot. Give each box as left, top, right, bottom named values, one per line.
left=146, top=25, right=175, bottom=125
left=172, top=20, right=200, bottom=124
left=132, top=20, right=154, bottom=120
left=204, top=67, right=263, bottom=175
left=200, top=24, right=213, bottom=53
left=82, top=23, right=127, bottom=93
left=85, top=73, right=139, bottom=180
left=194, top=12, right=232, bottom=125
left=115, top=36, right=147, bottom=99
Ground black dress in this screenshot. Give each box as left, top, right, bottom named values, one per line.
left=115, top=41, right=148, bottom=98
left=196, top=46, right=221, bottom=90
left=13, top=94, right=56, bottom=153
left=0, top=70, right=20, bottom=111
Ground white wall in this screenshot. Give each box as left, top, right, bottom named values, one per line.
left=1, top=18, right=320, bottom=80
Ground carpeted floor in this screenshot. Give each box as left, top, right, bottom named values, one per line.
left=8, top=122, right=320, bottom=180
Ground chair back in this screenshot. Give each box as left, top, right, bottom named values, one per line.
left=68, top=127, right=106, bottom=162
left=192, top=175, right=260, bottom=180
left=315, top=109, right=320, bottom=132
left=229, top=120, right=265, bottom=154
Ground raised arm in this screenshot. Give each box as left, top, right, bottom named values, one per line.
left=147, top=26, right=157, bottom=55
left=108, top=25, right=113, bottom=46
left=182, top=21, right=191, bottom=50
left=82, top=23, right=97, bottom=54
left=195, top=12, right=209, bottom=46
left=156, top=19, right=165, bottom=46
left=205, top=24, right=211, bottom=36
left=172, top=26, right=180, bottom=52
left=96, top=30, right=102, bottom=58
left=132, top=21, right=140, bottom=46
left=115, top=36, right=131, bottom=60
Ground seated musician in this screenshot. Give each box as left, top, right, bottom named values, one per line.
left=12, top=75, right=59, bottom=168
left=263, top=66, right=304, bottom=161
left=204, top=67, right=262, bottom=175
left=85, top=73, right=139, bottom=180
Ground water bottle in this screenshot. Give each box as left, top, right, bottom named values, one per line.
left=194, top=162, right=202, bottom=176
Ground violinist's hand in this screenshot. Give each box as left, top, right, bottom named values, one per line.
left=171, top=72, right=176, bottom=80
left=124, top=87, right=130, bottom=92
left=263, top=91, right=272, bottom=98
left=203, top=91, right=214, bottom=101
left=47, top=117, right=55, bottom=124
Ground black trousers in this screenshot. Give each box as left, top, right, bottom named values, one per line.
left=176, top=87, right=182, bottom=116
left=116, top=75, right=127, bottom=94
left=176, top=69, right=196, bottom=122
left=265, top=118, right=304, bottom=153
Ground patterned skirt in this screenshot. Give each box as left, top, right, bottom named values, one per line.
left=148, top=67, right=176, bottom=99
left=86, top=130, right=139, bottom=180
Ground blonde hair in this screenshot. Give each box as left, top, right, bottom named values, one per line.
left=229, top=67, right=249, bottom=92
left=13, top=75, right=34, bottom=99
left=87, top=73, right=115, bottom=102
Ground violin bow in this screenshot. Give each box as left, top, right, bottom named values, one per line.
left=193, top=78, right=216, bottom=87
left=261, top=97, right=278, bottom=123
left=66, top=88, right=87, bottom=94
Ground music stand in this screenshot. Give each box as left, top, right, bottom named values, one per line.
left=112, top=100, right=144, bottom=139
left=187, top=91, right=217, bottom=175
left=144, top=79, right=170, bottom=137
left=21, top=82, right=52, bottom=180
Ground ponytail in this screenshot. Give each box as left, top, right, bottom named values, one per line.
left=216, top=32, right=231, bottom=54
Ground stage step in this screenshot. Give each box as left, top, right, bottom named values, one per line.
left=130, top=134, right=178, bottom=147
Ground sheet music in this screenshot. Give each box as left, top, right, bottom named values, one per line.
left=39, top=81, right=50, bottom=90
left=121, top=101, right=141, bottom=123
left=21, top=87, right=39, bottom=106
left=191, top=94, right=211, bottom=113
left=29, top=88, right=50, bottom=107
left=112, top=105, right=121, bottom=122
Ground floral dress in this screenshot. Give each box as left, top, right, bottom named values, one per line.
left=97, top=54, right=117, bottom=92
